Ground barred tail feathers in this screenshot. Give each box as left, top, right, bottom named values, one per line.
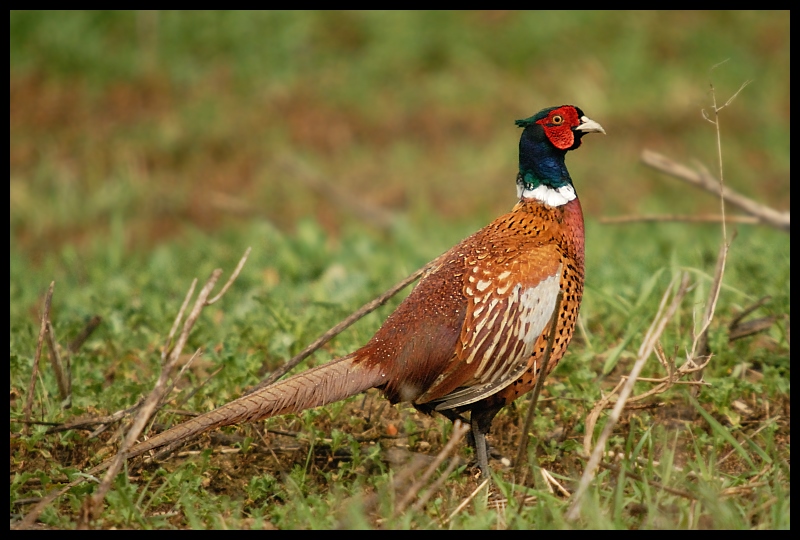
left=125, top=354, right=382, bottom=459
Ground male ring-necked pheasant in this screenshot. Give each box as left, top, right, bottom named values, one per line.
left=117, top=105, right=604, bottom=478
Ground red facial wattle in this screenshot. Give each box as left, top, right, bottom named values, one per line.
left=536, top=106, right=582, bottom=150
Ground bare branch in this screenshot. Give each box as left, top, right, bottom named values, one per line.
left=77, top=248, right=249, bottom=524
left=444, top=479, right=490, bottom=525
left=729, top=295, right=772, bottom=330
left=640, top=150, right=789, bottom=232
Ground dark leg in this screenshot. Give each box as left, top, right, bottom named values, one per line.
left=471, top=414, right=491, bottom=480
left=469, top=404, right=502, bottom=480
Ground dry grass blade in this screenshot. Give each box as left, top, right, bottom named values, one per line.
left=598, top=462, right=696, bottom=500
left=444, top=478, right=490, bottom=525
left=206, top=246, right=251, bottom=305
left=23, top=281, right=55, bottom=435
left=394, top=419, right=470, bottom=516
left=567, top=272, right=690, bottom=521
left=541, top=468, right=570, bottom=497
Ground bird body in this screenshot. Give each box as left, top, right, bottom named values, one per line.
left=119, top=105, right=604, bottom=478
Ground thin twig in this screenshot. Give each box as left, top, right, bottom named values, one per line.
left=158, top=348, right=204, bottom=410
left=444, top=479, right=490, bottom=525
left=250, top=257, right=442, bottom=392
left=689, top=80, right=744, bottom=390
left=163, top=278, right=197, bottom=361
left=598, top=461, right=696, bottom=500
left=82, top=269, right=225, bottom=524
left=45, top=321, right=70, bottom=406
left=42, top=397, right=147, bottom=436
left=206, top=247, right=251, bottom=305
left=640, top=150, right=788, bottom=232
left=729, top=295, right=772, bottom=329
left=599, top=214, right=759, bottom=225
left=75, top=249, right=249, bottom=525
left=395, top=419, right=470, bottom=515
left=567, top=273, right=690, bottom=521
left=513, top=291, right=563, bottom=482
left=23, top=281, right=55, bottom=434
left=411, top=456, right=462, bottom=513
left=68, top=315, right=102, bottom=354
left=175, top=364, right=224, bottom=410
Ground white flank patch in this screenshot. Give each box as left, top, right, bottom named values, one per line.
left=518, top=271, right=562, bottom=355
left=517, top=184, right=576, bottom=207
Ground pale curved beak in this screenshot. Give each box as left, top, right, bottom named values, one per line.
left=576, top=115, right=606, bottom=135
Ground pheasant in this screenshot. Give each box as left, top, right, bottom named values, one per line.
left=115, top=105, right=604, bottom=478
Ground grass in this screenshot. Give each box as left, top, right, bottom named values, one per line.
left=10, top=10, right=789, bottom=529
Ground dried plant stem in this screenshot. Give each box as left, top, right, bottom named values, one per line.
left=82, top=268, right=226, bottom=523
left=640, top=150, right=788, bottom=232
left=163, top=278, right=197, bottom=359
left=251, top=257, right=440, bottom=392
left=600, top=214, right=759, bottom=225
left=207, top=247, right=251, bottom=305
left=513, top=291, right=563, bottom=482
left=395, top=419, right=470, bottom=515
left=68, top=315, right=102, bottom=354
left=444, top=479, right=490, bottom=525
left=87, top=251, right=248, bottom=517
left=567, top=273, right=690, bottom=521
left=45, top=321, right=70, bottom=405
left=23, top=281, right=55, bottom=434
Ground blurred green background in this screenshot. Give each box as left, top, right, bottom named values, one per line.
left=10, top=10, right=790, bottom=255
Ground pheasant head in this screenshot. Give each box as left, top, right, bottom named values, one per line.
left=515, top=105, right=605, bottom=206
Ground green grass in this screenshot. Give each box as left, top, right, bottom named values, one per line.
left=11, top=10, right=789, bottom=529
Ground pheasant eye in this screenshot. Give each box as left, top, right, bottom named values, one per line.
left=551, top=115, right=563, bottom=125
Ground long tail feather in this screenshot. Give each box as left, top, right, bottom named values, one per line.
left=125, top=354, right=381, bottom=459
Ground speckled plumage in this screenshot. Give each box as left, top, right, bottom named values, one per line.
left=116, top=105, right=604, bottom=479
